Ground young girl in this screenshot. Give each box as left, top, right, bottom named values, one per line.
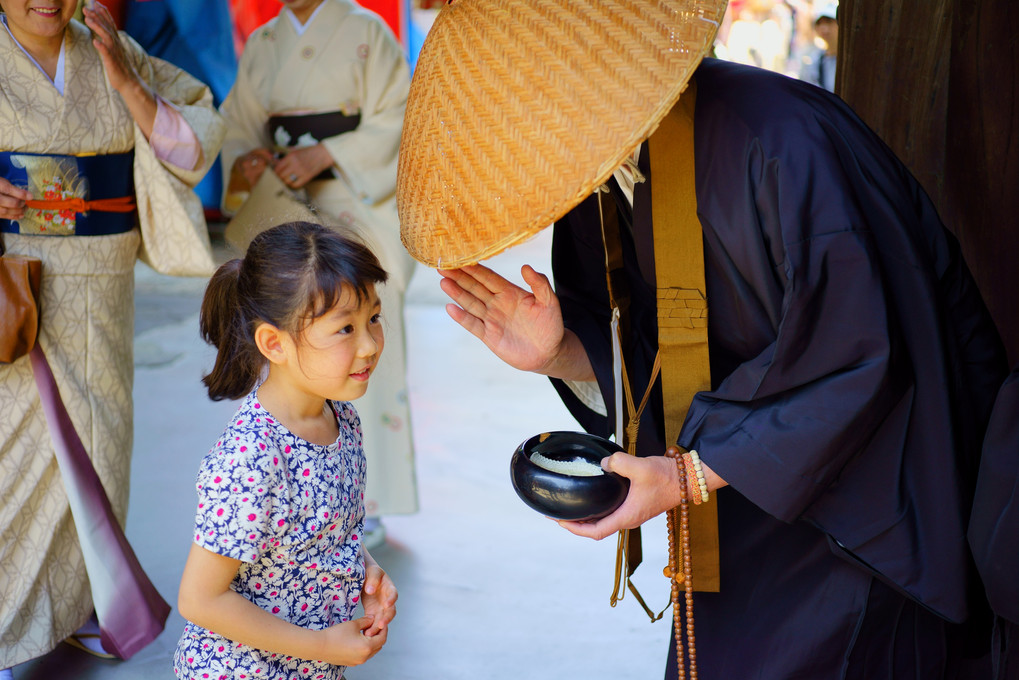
left=173, top=221, right=397, bottom=680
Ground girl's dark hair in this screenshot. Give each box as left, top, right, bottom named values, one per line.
left=199, top=221, right=388, bottom=401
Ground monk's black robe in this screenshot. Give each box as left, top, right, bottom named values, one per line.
left=969, top=366, right=1019, bottom=680
left=551, top=59, right=1008, bottom=679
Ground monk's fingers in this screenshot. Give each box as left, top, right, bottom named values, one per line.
left=438, top=268, right=496, bottom=308
left=520, top=265, right=554, bottom=305
left=444, top=303, right=488, bottom=342
left=438, top=275, right=494, bottom=321
left=457, top=263, right=523, bottom=297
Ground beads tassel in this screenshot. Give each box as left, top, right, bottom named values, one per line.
left=665, top=446, right=698, bottom=679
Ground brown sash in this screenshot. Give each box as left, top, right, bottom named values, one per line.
left=648, top=79, right=720, bottom=591
left=606, top=80, right=719, bottom=611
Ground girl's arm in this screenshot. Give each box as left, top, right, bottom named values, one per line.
left=177, top=543, right=386, bottom=667
left=360, top=547, right=398, bottom=637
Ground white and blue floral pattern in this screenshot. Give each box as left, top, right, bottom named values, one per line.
left=174, top=391, right=366, bottom=680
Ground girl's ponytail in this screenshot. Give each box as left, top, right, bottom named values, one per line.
left=200, top=259, right=263, bottom=400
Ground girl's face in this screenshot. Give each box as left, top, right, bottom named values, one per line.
left=286, top=284, right=385, bottom=403
left=2, top=0, right=75, bottom=47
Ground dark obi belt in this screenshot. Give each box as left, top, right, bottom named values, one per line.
left=269, top=110, right=360, bottom=181
left=0, top=150, right=136, bottom=237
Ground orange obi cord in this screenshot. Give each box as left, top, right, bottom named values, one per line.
left=24, top=196, right=136, bottom=213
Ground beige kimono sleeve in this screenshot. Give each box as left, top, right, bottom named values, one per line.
left=123, top=33, right=226, bottom=277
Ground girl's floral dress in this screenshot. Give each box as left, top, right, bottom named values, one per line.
left=173, top=391, right=367, bottom=680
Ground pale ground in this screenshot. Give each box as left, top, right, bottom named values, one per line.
left=13, top=229, right=671, bottom=680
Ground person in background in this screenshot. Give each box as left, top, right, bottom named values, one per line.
left=0, top=0, right=224, bottom=674
left=799, top=1, right=838, bottom=92
left=219, top=0, right=418, bottom=548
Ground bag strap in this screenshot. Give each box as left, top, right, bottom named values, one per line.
left=649, top=79, right=720, bottom=591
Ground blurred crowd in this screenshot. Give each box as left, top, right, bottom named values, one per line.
left=715, top=0, right=839, bottom=91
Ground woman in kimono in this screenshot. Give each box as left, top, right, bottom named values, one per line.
left=219, top=0, right=418, bottom=542
left=0, top=0, right=224, bottom=672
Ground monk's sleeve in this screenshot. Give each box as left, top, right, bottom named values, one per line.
left=678, top=117, right=911, bottom=526
left=548, top=199, right=618, bottom=440
left=969, top=366, right=1019, bottom=624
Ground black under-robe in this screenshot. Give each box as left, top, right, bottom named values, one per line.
left=969, top=366, right=1019, bottom=680
left=550, top=59, right=1009, bottom=679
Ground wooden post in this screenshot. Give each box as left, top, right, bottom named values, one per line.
left=839, top=0, right=1019, bottom=364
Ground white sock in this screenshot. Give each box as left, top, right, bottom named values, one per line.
left=74, top=616, right=109, bottom=655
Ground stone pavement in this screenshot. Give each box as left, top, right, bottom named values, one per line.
left=13, top=229, right=671, bottom=680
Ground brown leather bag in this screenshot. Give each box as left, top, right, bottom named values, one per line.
left=0, top=235, right=43, bottom=364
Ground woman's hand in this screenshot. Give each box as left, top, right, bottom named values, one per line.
left=360, top=549, right=397, bottom=637
left=439, top=264, right=594, bottom=380
left=558, top=452, right=728, bottom=540
left=0, top=177, right=32, bottom=221
left=233, top=148, right=276, bottom=188
left=83, top=1, right=157, bottom=136
left=273, top=144, right=334, bottom=189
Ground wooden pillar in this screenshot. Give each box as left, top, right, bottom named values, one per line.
left=839, top=0, right=1019, bottom=364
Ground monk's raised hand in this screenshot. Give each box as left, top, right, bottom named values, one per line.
left=438, top=264, right=565, bottom=374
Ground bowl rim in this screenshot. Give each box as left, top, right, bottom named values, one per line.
left=514, top=431, right=626, bottom=479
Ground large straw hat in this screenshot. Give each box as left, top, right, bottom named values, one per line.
left=397, top=0, right=727, bottom=268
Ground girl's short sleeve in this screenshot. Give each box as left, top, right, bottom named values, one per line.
left=192, top=440, right=284, bottom=563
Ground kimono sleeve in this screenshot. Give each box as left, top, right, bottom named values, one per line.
left=192, top=443, right=286, bottom=564
left=969, top=366, right=1019, bottom=624
left=679, top=109, right=910, bottom=526
left=320, top=16, right=409, bottom=205
left=120, top=32, right=222, bottom=276
left=549, top=198, right=618, bottom=439
left=218, top=33, right=273, bottom=211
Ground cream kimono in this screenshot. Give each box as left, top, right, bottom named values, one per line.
left=220, top=0, right=418, bottom=517
left=0, top=20, right=224, bottom=667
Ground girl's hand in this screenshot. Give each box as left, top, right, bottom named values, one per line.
left=273, top=144, right=334, bottom=189
left=439, top=264, right=593, bottom=380
left=319, top=615, right=387, bottom=667
left=360, top=554, right=397, bottom=637
left=0, top=177, right=31, bottom=220
left=557, top=452, right=727, bottom=540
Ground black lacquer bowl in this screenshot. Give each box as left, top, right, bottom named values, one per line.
left=510, top=431, right=630, bottom=521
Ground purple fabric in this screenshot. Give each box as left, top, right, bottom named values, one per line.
left=29, top=344, right=170, bottom=660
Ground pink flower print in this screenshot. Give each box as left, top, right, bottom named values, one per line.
left=284, top=445, right=291, bottom=453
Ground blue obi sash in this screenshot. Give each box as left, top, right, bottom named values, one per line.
left=0, top=150, right=136, bottom=236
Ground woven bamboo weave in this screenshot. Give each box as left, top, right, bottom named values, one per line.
left=397, top=0, right=726, bottom=268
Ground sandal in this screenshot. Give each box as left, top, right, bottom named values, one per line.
left=63, top=632, right=117, bottom=660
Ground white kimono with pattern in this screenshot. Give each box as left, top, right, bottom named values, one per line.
left=0, top=19, right=224, bottom=667
left=220, top=0, right=418, bottom=518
